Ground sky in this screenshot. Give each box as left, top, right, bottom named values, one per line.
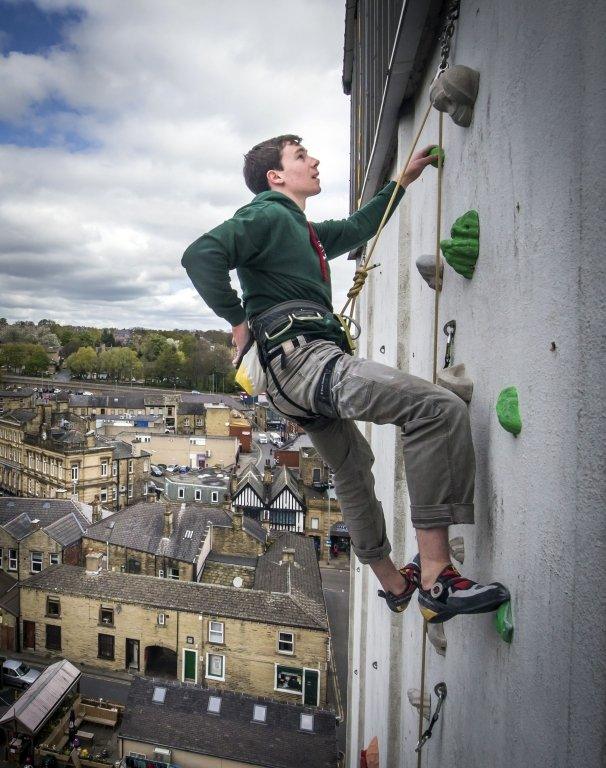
left=0, top=0, right=353, bottom=331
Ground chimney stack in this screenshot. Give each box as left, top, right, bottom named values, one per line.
left=92, top=495, right=102, bottom=523
left=163, top=508, right=173, bottom=538
left=232, top=509, right=243, bottom=530
left=85, top=552, right=103, bottom=574
left=263, top=460, right=272, bottom=487
left=131, top=442, right=142, bottom=457
left=282, top=548, right=295, bottom=564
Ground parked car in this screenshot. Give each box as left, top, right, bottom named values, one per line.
left=191, top=390, right=201, bottom=394
left=166, top=465, right=178, bottom=473
left=258, top=433, right=268, bottom=444
left=156, top=463, right=167, bottom=470
left=178, top=466, right=190, bottom=474
left=2, top=660, right=41, bottom=688
left=150, top=465, right=163, bottom=477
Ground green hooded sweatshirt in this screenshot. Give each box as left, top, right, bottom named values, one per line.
left=182, top=181, right=404, bottom=347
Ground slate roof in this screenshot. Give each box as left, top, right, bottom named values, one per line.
left=205, top=552, right=258, bottom=568
left=21, top=565, right=328, bottom=629
left=95, top=438, right=151, bottom=459
left=84, top=502, right=229, bottom=561
left=254, top=532, right=327, bottom=629
left=179, top=402, right=206, bottom=416
left=234, top=464, right=266, bottom=502
left=119, top=677, right=338, bottom=768
left=0, top=388, right=35, bottom=399
left=0, top=409, right=36, bottom=425
left=0, top=499, right=88, bottom=545
left=270, top=466, right=304, bottom=507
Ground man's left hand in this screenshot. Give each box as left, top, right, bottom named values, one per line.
left=400, top=145, right=439, bottom=187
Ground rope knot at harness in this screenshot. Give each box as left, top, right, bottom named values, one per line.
left=346, top=263, right=380, bottom=301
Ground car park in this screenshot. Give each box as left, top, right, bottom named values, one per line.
left=2, top=660, right=41, bottom=688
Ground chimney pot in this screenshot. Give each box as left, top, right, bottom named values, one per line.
left=85, top=552, right=103, bottom=574
left=282, top=547, right=295, bottom=564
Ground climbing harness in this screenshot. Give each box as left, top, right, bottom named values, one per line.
left=415, top=683, right=448, bottom=752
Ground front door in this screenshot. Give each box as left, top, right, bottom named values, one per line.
left=23, top=621, right=35, bottom=650
left=183, top=649, right=197, bottom=683
left=126, top=638, right=139, bottom=670
left=303, top=669, right=319, bottom=706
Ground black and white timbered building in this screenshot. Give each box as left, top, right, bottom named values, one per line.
left=232, top=464, right=305, bottom=533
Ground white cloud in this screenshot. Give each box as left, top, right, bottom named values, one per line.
left=0, top=0, right=355, bottom=330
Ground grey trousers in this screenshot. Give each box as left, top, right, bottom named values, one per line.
left=265, top=339, right=475, bottom=564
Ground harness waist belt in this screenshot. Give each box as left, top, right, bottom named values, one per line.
left=250, top=300, right=334, bottom=343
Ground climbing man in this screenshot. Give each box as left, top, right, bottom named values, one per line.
left=182, top=135, right=509, bottom=623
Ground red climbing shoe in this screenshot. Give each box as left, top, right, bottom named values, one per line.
left=378, top=555, right=420, bottom=613
left=418, top=565, right=510, bottom=623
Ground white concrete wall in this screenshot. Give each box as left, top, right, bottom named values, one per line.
left=346, top=1, right=605, bottom=766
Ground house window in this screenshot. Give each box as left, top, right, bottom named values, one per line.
left=166, top=567, right=179, bottom=580
left=28, top=478, right=34, bottom=494
left=31, top=552, right=43, bottom=573
left=157, top=613, right=166, bottom=626
left=252, top=704, right=267, bottom=723
left=311, top=517, right=319, bottom=530
left=205, top=653, right=225, bottom=681
left=35, top=455, right=40, bottom=471
left=98, top=633, right=115, bottom=660
left=278, top=631, right=294, bottom=655
left=300, top=714, right=314, bottom=732
left=275, top=665, right=303, bottom=694
left=184, top=418, right=190, bottom=427
left=211, top=491, right=219, bottom=503
left=49, top=553, right=60, bottom=565
left=128, top=460, right=134, bottom=474
left=71, top=463, right=79, bottom=482
left=112, top=461, right=117, bottom=477
left=8, top=549, right=17, bottom=571
left=196, top=418, right=203, bottom=427
left=312, top=468, right=321, bottom=483
left=100, top=487, right=108, bottom=502
left=100, top=460, right=108, bottom=477
left=42, top=456, right=48, bottom=474
left=128, top=480, right=133, bottom=499
left=46, top=624, right=61, bottom=650
left=194, top=489, right=202, bottom=501
left=100, top=607, right=114, bottom=626
left=46, top=597, right=61, bottom=617
left=28, top=453, right=33, bottom=469
left=177, top=487, right=185, bottom=500
left=208, top=621, right=224, bottom=644
left=127, top=558, right=141, bottom=574
left=113, top=487, right=117, bottom=501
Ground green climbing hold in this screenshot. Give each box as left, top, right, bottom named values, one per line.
left=428, top=146, right=446, bottom=167
left=440, top=210, right=479, bottom=279
left=496, top=386, right=522, bottom=435
left=494, top=601, right=513, bottom=643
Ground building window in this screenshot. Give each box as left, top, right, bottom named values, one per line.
left=205, top=653, right=225, bottom=681
left=252, top=704, right=267, bottom=723
left=300, top=713, right=314, bottom=732
left=46, top=624, right=61, bottom=651
left=100, top=607, right=114, bottom=626
left=71, top=463, right=79, bottom=482
left=42, top=456, right=48, bottom=474
left=208, top=621, right=224, bottom=644
left=8, top=549, right=17, bottom=571
left=127, top=558, right=141, bottom=574
left=112, top=461, right=117, bottom=477
left=196, top=418, right=203, bottom=427
left=35, top=455, right=41, bottom=471
left=194, top=489, right=202, bottom=501
left=311, top=517, right=319, bottom=530
left=31, top=552, right=43, bottom=573
left=113, top=487, right=117, bottom=501
left=98, top=633, right=115, bottom=660
left=46, top=597, right=61, bottom=617
left=100, top=460, right=108, bottom=477
left=278, top=631, right=294, bottom=655
left=157, top=613, right=166, bottom=626
left=128, top=459, right=134, bottom=474
left=168, top=567, right=180, bottom=580
left=275, top=665, right=303, bottom=694
left=177, top=487, right=185, bottom=499
left=211, top=491, right=219, bottom=503
left=184, top=418, right=190, bottom=427
left=100, top=487, right=108, bottom=502
left=28, top=453, right=33, bottom=469
left=128, top=480, right=133, bottom=499
left=28, top=478, right=34, bottom=494
left=49, top=553, right=60, bottom=565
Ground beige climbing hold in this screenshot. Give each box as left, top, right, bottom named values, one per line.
left=407, top=688, right=431, bottom=720
left=437, top=363, right=474, bottom=403
left=430, top=65, right=480, bottom=127
left=449, top=536, right=465, bottom=564
left=427, top=623, right=447, bottom=656
left=415, top=253, right=443, bottom=290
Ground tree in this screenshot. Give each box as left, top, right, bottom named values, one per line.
left=141, top=333, right=170, bottom=362
left=65, top=346, right=98, bottom=378
left=98, top=347, right=141, bottom=382
left=0, top=342, right=28, bottom=371
left=23, top=345, right=50, bottom=375
left=153, top=347, right=183, bottom=385
left=100, top=328, right=116, bottom=347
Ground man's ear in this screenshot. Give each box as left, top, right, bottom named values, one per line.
left=267, top=169, right=283, bottom=187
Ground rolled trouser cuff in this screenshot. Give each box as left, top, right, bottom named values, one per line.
left=411, top=503, right=475, bottom=529
left=351, top=537, right=392, bottom=565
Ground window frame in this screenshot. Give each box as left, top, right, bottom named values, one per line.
left=194, top=489, right=202, bottom=501
left=311, top=517, right=320, bottom=530
left=45, top=623, right=62, bottom=651
left=8, top=548, right=17, bottom=571
left=211, top=490, right=219, bottom=503
left=208, top=620, right=224, bottom=644
left=99, top=607, right=114, bottom=626
left=46, top=597, right=61, bottom=618
left=205, top=652, right=225, bottom=682
left=277, top=630, right=295, bottom=655
left=97, top=632, right=115, bottom=660
left=49, top=552, right=60, bottom=566
left=30, top=552, right=43, bottom=573
left=177, top=487, right=185, bottom=500
left=274, top=663, right=303, bottom=695
left=100, top=459, right=108, bottom=477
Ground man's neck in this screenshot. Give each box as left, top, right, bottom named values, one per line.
left=268, top=186, right=307, bottom=211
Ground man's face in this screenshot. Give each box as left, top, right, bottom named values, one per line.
left=269, top=142, right=321, bottom=198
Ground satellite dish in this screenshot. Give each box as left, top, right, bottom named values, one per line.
left=232, top=576, right=243, bottom=588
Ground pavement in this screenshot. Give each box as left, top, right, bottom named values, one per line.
left=5, top=649, right=133, bottom=683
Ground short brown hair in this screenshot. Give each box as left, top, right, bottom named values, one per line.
left=243, top=134, right=302, bottom=194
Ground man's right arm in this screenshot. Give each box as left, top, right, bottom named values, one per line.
left=181, top=207, right=268, bottom=328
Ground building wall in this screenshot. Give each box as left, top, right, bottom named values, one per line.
left=200, top=562, right=255, bottom=588
left=346, top=2, right=605, bottom=767
left=17, top=528, right=64, bottom=582
left=210, top=521, right=265, bottom=558
left=119, top=737, right=268, bottom=768
left=81, top=539, right=194, bottom=581
left=204, top=407, right=230, bottom=437
left=19, top=587, right=328, bottom=706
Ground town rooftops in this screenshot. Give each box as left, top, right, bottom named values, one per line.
left=0, top=409, right=36, bottom=425
left=119, top=677, right=338, bottom=768
left=0, top=499, right=88, bottom=545
left=84, top=502, right=230, bottom=561
left=0, top=388, right=35, bottom=399
left=21, top=564, right=328, bottom=630
left=0, top=571, right=20, bottom=616
left=164, top=468, right=230, bottom=489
